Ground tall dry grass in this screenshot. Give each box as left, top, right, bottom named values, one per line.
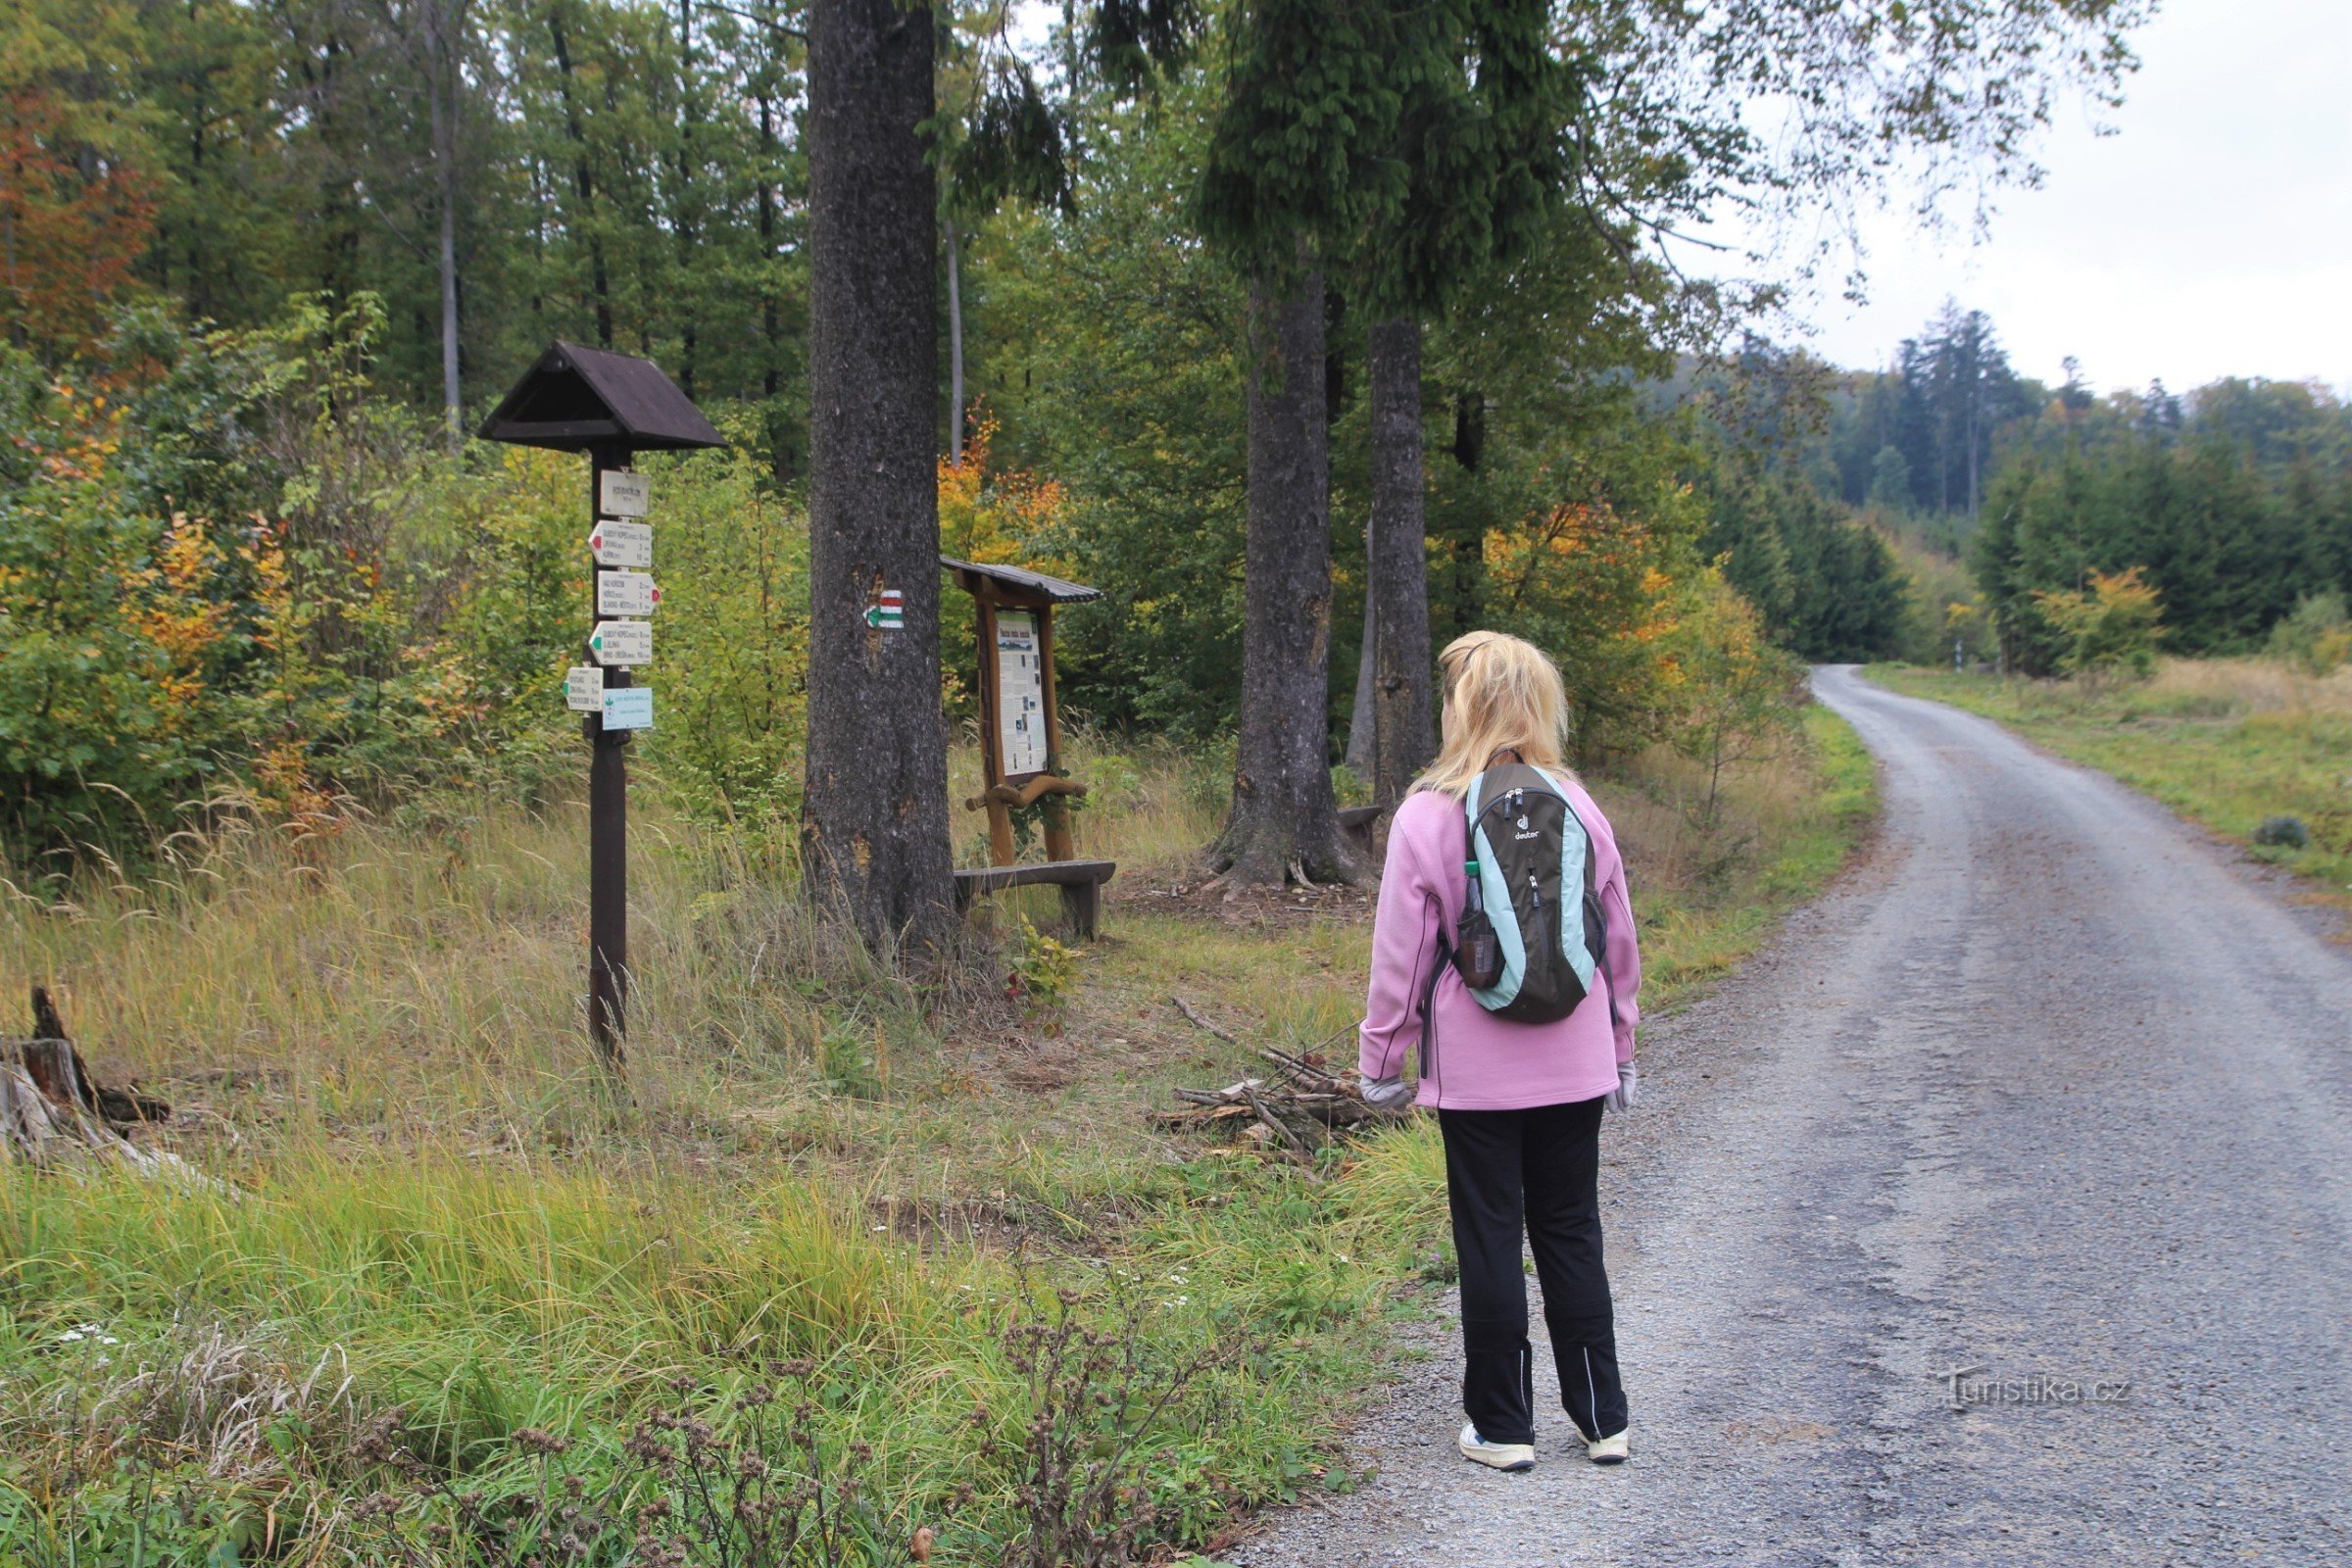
left=944, top=727, right=1228, bottom=875
left=1, top=711, right=1877, bottom=1562
left=2129, top=655, right=2352, bottom=719
left=0, top=800, right=920, bottom=1160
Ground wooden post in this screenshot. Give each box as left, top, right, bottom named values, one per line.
left=586, top=440, right=631, bottom=1069
left=478, top=343, right=715, bottom=1068
left=1037, top=604, right=1077, bottom=864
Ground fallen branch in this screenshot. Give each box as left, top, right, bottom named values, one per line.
left=1239, top=1084, right=1317, bottom=1174
left=1169, top=995, right=1237, bottom=1045
left=1257, top=1046, right=1340, bottom=1095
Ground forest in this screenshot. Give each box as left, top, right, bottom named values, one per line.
left=4, top=0, right=2217, bottom=874
left=31, top=0, right=2352, bottom=1562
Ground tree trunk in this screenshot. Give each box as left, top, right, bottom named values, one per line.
left=1367, top=314, right=1434, bottom=803
left=426, top=1, right=464, bottom=447
left=1344, top=556, right=1375, bottom=776
left=1213, top=267, right=1358, bottom=887
left=548, top=5, right=613, bottom=348
left=755, top=0, right=787, bottom=478
left=671, top=0, right=701, bottom=400
left=946, top=215, right=965, bottom=463
left=802, top=0, right=955, bottom=953
left=1446, top=387, right=1486, bottom=634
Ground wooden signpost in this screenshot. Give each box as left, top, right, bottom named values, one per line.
left=479, top=343, right=720, bottom=1068
left=942, top=557, right=1117, bottom=937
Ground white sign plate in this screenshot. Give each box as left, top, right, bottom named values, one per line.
left=599, top=470, right=651, bottom=517
left=596, top=569, right=660, bottom=617
left=588, top=520, right=652, bottom=569
left=996, top=610, right=1047, bottom=776
left=588, top=619, right=653, bottom=667
left=564, top=664, right=605, bottom=711
left=602, top=687, right=655, bottom=731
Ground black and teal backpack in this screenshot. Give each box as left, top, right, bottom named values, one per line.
left=1448, top=760, right=1614, bottom=1025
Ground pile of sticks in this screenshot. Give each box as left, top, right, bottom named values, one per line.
left=1153, top=1045, right=1408, bottom=1165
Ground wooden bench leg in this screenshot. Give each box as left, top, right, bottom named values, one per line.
left=1060, top=879, right=1100, bottom=941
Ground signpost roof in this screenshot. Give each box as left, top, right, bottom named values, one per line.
left=942, top=556, right=1102, bottom=607
left=478, top=341, right=724, bottom=452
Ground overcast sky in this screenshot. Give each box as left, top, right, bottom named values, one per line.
left=1772, top=0, right=2352, bottom=395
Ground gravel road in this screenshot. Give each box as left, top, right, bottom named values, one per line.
left=1231, top=664, right=2352, bottom=1567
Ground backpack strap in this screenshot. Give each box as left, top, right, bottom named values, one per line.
left=1532, top=767, right=1623, bottom=1035
left=1418, top=920, right=1448, bottom=1084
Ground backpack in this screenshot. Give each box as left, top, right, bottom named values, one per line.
left=1448, top=760, right=1612, bottom=1025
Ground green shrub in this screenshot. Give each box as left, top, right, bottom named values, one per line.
left=2267, top=591, right=2352, bottom=677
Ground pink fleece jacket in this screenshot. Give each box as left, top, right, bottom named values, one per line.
left=1357, top=779, right=1641, bottom=1110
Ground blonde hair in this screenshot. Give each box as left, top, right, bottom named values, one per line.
left=1414, top=630, right=1573, bottom=800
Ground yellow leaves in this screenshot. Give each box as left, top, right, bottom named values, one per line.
left=936, top=412, right=1071, bottom=574
left=122, top=514, right=232, bottom=680
left=253, top=737, right=344, bottom=839
left=2033, top=566, right=2165, bottom=678
left=157, top=512, right=218, bottom=591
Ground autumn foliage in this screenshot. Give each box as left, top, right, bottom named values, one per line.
left=0, top=88, right=156, bottom=356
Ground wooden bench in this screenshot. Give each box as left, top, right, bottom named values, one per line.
left=953, top=858, right=1118, bottom=940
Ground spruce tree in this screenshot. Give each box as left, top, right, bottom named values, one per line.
left=1352, top=0, right=1570, bottom=805
left=1196, top=0, right=1403, bottom=885
left=802, top=0, right=955, bottom=950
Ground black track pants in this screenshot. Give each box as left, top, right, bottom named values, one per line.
left=1440, top=1096, right=1627, bottom=1446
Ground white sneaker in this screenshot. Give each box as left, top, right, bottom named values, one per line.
left=1581, top=1426, right=1630, bottom=1464
left=1457, top=1422, right=1535, bottom=1472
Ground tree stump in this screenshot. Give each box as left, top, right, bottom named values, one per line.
left=1, top=987, right=178, bottom=1176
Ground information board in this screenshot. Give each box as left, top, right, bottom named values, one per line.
left=996, top=610, right=1047, bottom=777
left=599, top=470, right=651, bottom=517
left=601, top=687, right=655, bottom=731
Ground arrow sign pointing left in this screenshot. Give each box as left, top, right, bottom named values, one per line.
left=587, top=520, right=652, bottom=568
left=588, top=619, right=653, bottom=667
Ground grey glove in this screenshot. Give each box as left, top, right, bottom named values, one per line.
left=1362, top=1075, right=1415, bottom=1111
left=1604, top=1061, right=1638, bottom=1113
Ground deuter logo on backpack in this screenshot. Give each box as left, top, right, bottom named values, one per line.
left=1451, top=761, right=1611, bottom=1025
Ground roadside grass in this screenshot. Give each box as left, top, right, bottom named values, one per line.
left=0, top=708, right=1874, bottom=1563
left=1867, top=659, right=2352, bottom=909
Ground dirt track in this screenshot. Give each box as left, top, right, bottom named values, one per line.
left=1232, top=664, right=2352, bottom=1566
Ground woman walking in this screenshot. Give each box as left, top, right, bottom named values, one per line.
left=1358, top=630, right=1642, bottom=1471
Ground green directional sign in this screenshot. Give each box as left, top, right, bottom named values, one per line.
left=588, top=618, right=653, bottom=666
left=564, top=664, right=604, bottom=711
